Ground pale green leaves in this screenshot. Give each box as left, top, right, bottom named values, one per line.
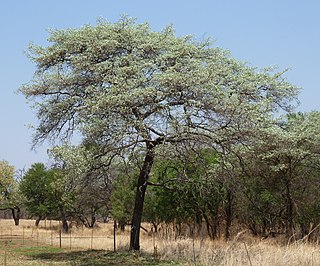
left=20, top=17, right=299, bottom=157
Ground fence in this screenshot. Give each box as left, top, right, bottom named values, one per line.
left=0, top=219, right=137, bottom=265
left=0, top=220, right=126, bottom=251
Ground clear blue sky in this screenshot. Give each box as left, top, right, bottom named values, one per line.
left=1, top=0, right=319, bottom=171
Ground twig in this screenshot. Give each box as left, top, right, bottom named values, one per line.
left=244, top=242, right=253, bottom=266
left=299, top=223, right=320, bottom=244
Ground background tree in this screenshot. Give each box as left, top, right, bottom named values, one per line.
left=236, top=111, right=320, bottom=238
left=50, top=144, right=114, bottom=229
left=70, top=174, right=111, bottom=228
left=150, top=147, right=228, bottom=239
left=0, top=160, right=23, bottom=225
left=19, top=163, right=59, bottom=226
left=20, top=17, right=298, bottom=250
left=110, top=172, right=136, bottom=231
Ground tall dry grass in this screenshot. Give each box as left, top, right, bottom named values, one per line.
left=0, top=219, right=319, bottom=265
left=150, top=235, right=320, bottom=265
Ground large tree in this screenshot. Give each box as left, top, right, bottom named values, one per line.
left=20, top=17, right=298, bottom=250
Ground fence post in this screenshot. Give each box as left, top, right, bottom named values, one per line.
left=69, top=229, right=72, bottom=250
left=59, top=229, right=62, bottom=248
left=152, top=228, right=158, bottom=262
left=90, top=228, right=94, bottom=250
left=113, top=220, right=116, bottom=253
left=4, top=240, right=8, bottom=266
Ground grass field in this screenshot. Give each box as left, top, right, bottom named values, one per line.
left=0, top=219, right=320, bottom=265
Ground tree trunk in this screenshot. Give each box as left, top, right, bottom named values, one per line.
left=59, top=204, right=69, bottom=233
left=300, top=223, right=309, bottom=239
left=225, top=189, right=233, bottom=241
left=11, top=207, right=21, bottom=226
left=90, top=211, right=96, bottom=228
left=130, top=147, right=155, bottom=250
left=119, top=220, right=126, bottom=231
left=35, top=216, right=42, bottom=227
left=152, top=222, right=158, bottom=233
left=203, top=213, right=216, bottom=240
left=284, top=178, right=294, bottom=238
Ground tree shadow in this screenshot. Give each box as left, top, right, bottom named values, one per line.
left=29, top=249, right=168, bottom=266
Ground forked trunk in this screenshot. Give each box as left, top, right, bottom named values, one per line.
left=129, top=147, right=155, bottom=250
left=59, top=204, right=69, bottom=233
left=11, top=207, right=21, bottom=226
left=35, top=216, right=42, bottom=227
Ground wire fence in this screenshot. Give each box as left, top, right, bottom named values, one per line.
left=0, top=219, right=199, bottom=265
left=0, top=220, right=134, bottom=265
left=0, top=223, right=123, bottom=251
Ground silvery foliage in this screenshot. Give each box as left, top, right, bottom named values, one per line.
left=20, top=17, right=298, bottom=163
left=235, top=111, right=320, bottom=175
left=0, top=160, right=21, bottom=208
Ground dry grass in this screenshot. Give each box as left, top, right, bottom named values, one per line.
left=1, top=219, right=320, bottom=265
left=150, top=236, right=320, bottom=266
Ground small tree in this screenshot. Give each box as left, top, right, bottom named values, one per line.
left=20, top=163, right=59, bottom=226
left=50, top=144, right=114, bottom=228
left=110, top=172, right=136, bottom=231
left=0, top=160, right=22, bottom=225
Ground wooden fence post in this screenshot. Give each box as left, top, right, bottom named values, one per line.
left=113, top=220, right=116, bottom=253
left=36, top=229, right=39, bottom=246
left=90, top=228, right=94, bottom=250
left=4, top=241, right=8, bottom=266
left=59, top=230, right=62, bottom=248
left=69, top=230, right=72, bottom=250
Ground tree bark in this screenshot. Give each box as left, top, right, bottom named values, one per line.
left=284, top=177, right=294, bottom=238
left=11, top=207, right=21, bottom=226
left=152, top=222, right=158, bottom=233
left=35, top=216, right=42, bottom=227
left=59, top=204, right=69, bottom=233
left=129, top=147, right=155, bottom=250
left=225, top=189, right=233, bottom=241
left=118, top=220, right=126, bottom=231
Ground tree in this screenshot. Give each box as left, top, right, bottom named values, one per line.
left=20, top=17, right=298, bottom=250
left=19, top=163, right=58, bottom=226
left=50, top=144, right=114, bottom=228
left=0, top=160, right=22, bottom=225
left=19, top=162, right=74, bottom=232
left=110, top=172, right=136, bottom=231
left=236, top=111, right=320, bottom=238
left=150, top=147, right=229, bottom=239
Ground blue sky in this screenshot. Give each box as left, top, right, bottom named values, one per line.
left=1, top=0, right=319, bottom=170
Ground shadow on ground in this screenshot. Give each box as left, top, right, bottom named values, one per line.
left=29, top=249, right=179, bottom=266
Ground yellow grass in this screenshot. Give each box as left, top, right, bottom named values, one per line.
left=1, top=219, right=319, bottom=265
